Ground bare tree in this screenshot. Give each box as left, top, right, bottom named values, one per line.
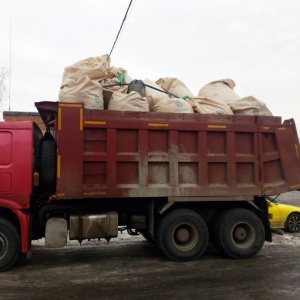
left=0, top=67, right=8, bottom=91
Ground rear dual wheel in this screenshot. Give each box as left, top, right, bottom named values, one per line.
left=211, top=209, right=265, bottom=258
left=156, top=209, right=209, bottom=261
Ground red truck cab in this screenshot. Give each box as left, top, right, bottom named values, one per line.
left=0, top=121, right=42, bottom=270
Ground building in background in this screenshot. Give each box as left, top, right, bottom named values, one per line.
left=3, top=111, right=46, bottom=131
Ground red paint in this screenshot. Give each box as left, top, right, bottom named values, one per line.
left=39, top=102, right=300, bottom=199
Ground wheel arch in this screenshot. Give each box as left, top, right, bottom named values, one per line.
left=0, top=207, right=20, bottom=232
left=0, top=201, right=31, bottom=254
left=286, top=211, right=300, bottom=219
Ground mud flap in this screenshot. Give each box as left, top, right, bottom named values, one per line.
left=45, top=218, right=68, bottom=248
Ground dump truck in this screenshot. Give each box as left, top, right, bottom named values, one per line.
left=1, top=101, right=300, bottom=271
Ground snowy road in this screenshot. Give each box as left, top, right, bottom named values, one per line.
left=0, top=192, right=300, bottom=299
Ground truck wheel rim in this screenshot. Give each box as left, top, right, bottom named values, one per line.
left=231, top=222, right=255, bottom=248
left=172, top=223, right=198, bottom=251
left=0, top=233, right=8, bottom=260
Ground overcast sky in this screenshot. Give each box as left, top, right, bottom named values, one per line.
left=1, top=0, right=300, bottom=128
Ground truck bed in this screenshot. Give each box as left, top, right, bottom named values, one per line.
left=36, top=101, right=300, bottom=200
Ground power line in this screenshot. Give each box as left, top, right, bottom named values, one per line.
left=109, top=0, right=133, bottom=56
left=9, top=11, right=12, bottom=111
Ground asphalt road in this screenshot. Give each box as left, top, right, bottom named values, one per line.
left=1, top=192, right=300, bottom=300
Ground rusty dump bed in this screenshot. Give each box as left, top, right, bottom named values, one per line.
left=36, top=101, right=300, bottom=200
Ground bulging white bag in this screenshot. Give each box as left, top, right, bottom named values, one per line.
left=59, top=75, right=104, bottom=110
left=230, top=96, right=273, bottom=116
left=108, top=91, right=149, bottom=112
left=156, top=77, right=194, bottom=98
left=198, top=79, right=240, bottom=106
left=151, top=98, right=194, bottom=114
left=102, top=66, right=133, bottom=108
left=61, top=55, right=111, bottom=81
left=190, top=97, right=233, bottom=115
left=143, top=78, right=170, bottom=109
left=102, top=66, right=133, bottom=93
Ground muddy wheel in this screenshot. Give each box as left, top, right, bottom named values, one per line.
left=40, top=132, right=57, bottom=193
left=285, top=213, right=300, bottom=233
left=156, top=209, right=209, bottom=261
left=0, top=218, right=20, bottom=272
left=212, top=209, right=265, bottom=259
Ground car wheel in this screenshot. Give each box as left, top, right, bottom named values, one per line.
left=285, top=213, right=300, bottom=233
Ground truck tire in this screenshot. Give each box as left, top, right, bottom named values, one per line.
left=40, top=132, right=57, bottom=193
left=156, top=209, right=209, bottom=261
left=212, top=209, right=265, bottom=259
left=0, top=218, right=21, bottom=272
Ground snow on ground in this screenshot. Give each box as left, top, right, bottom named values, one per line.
left=32, top=231, right=300, bottom=248
left=265, top=232, right=300, bottom=247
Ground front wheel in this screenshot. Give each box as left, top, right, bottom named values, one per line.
left=212, top=209, right=265, bottom=259
left=0, top=218, right=21, bottom=272
left=156, top=209, right=209, bottom=261
left=285, top=213, right=300, bottom=233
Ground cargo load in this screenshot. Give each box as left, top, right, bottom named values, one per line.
left=57, top=56, right=274, bottom=117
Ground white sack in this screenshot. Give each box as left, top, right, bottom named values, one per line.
left=102, top=66, right=133, bottom=93
left=190, top=97, right=233, bottom=115
left=59, top=76, right=104, bottom=110
left=143, top=78, right=170, bottom=109
left=230, top=96, right=273, bottom=116
left=151, top=98, right=194, bottom=114
left=62, top=55, right=110, bottom=81
left=156, top=77, right=194, bottom=98
left=198, top=79, right=241, bottom=106
left=102, top=67, right=133, bottom=107
left=108, top=91, right=149, bottom=112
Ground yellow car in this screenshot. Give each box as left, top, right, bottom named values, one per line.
left=267, top=198, right=300, bottom=232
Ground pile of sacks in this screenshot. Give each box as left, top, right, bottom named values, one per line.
left=58, top=55, right=272, bottom=116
